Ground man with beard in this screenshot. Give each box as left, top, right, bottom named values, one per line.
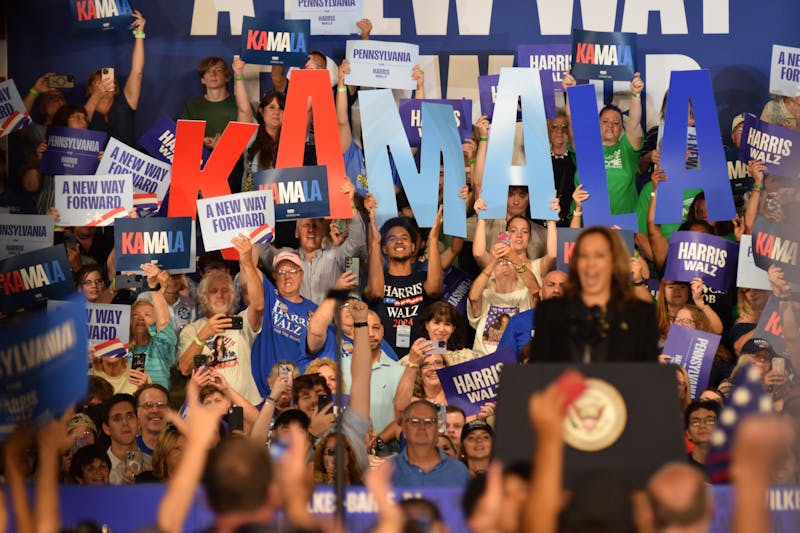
left=177, top=235, right=264, bottom=404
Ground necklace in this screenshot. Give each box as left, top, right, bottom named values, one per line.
left=551, top=151, right=567, bottom=159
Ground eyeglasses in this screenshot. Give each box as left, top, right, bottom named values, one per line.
left=673, top=317, right=696, bottom=326
left=324, top=448, right=336, bottom=457
left=276, top=268, right=302, bottom=276
left=140, top=401, right=168, bottom=410
left=421, top=359, right=445, bottom=369
left=689, top=417, right=717, bottom=428
left=404, top=417, right=438, bottom=427
left=549, top=124, right=568, bottom=131
left=82, top=279, right=105, bottom=286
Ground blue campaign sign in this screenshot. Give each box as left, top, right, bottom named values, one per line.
left=69, top=0, right=133, bottom=31
left=662, top=324, right=720, bottom=399
left=40, top=126, right=107, bottom=175
left=138, top=116, right=211, bottom=166
left=0, top=294, right=88, bottom=437
left=398, top=99, right=473, bottom=148
left=253, top=165, right=331, bottom=221
left=663, top=231, right=739, bottom=292
left=437, top=346, right=517, bottom=416
left=739, top=113, right=800, bottom=180
left=570, top=29, right=637, bottom=81
left=114, top=217, right=194, bottom=272
left=478, top=72, right=556, bottom=121
left=240, top=18, right=310, bottom=67
left=517, top=44, right=571, bottom=90
left=0, top=245, right=73, bottom=313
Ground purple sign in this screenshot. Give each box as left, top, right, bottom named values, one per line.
left=663, top=231, right=739, bottom=292
left=138, top=116, right=210, bottom=165
left=517, top=44, right=572, bottom=91
left=752, top=216, right=800, bottom=284
left=478, top=72, right=556, bottom=121
left=754, top=295, right=787, bottom=356
left=739, top=113, right=800, bottom=179
left=397, top=99, right=473, bottom=148
left=662, top=324, right=720, bottom=399
left=40, top=126, right=107, bottom=175
left=437, top=346, right=517, bottom=416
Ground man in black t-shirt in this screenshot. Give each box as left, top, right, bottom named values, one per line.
left=365, top=211, right=444, bottom=358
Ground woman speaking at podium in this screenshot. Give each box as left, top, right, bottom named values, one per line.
left=528, top=226, right=658, bottom=363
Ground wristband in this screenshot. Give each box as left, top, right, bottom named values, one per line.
left=407, top=363, right=419, bottom=369
left=353, top=322, right=368, bottom=328
left=468, top=159, right=476, bottom=165
left=752, top=182, right=764, bottom=190
left=479, top=137, right=488, bottom=142
left=29, top=88, right=39, bottom=96
left=264, top=396, right=278, bottom=406
left=573, top=209, right=583, bottom=216
left=337, top=86, right=347, bottom=92
left=134, top=33, right=145, bottom=39
left=631, top=92, right=640, bottom=98
left=235, top=76, right=244, bottom=81
left=193, top=335, right=205, bottom=347
left=148, top=282, right=161, bottom=292
left=650, top=191, right=656, bottom=198
left=481, top=270, right=491, bottom=278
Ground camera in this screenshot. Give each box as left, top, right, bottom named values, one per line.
left=48, top=75, right=75, bottom=89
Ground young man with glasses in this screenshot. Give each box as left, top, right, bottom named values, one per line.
left=684, top=399, right=720, bottom=468
left=391, top=400, right=471, bottom=487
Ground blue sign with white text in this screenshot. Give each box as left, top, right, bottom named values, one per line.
left=114, top=217, right=194, bottom=272
left=0, top=245, right=73, bottom=313
left=254, top=165, right=331, bottom=221
left=240, top=17, right=310, bottom=67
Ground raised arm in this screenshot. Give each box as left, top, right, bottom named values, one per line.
left=364, top=205, right=386, bottom=300
left=626, top=72, right=644, bottom=149
left=209, top=368, right=259, bottom=432
left=423, top=205, right=444, bottom=297
left=691, top=278, right=723, bottom=334
left=472, top=116, right=490, bottom=199
left=562, top=69, right=576, bottom=146
left=647, top=168, right=669, bottom=272
left=471, top=199, right=492, bottom=268
left=337, top=60, right=353, bottom=152
left=234, top=234, right=264, bottom=331
left=412, top=65, right=425, bottom=100
left=570, top=184, right=588, bottom=228
left=141, top=263, right=171, bottom=330
left=347, top=300, right=372, bottom=421
left=24, top=73, right=52, bottom=112
left=233, top=56, right=254, bottom=123
left=745, top=160, right=766, bottom=233
left=469, top=245, right=501, bottom=317
left=123, top=10, right=146, bottom=110
left=306, top=297, right=335, bottom=355
left=392, top=338, right=432, bottom=420
left=35, top=412, right=73, bottom=533
left=249, top=376, right=290, bottom=445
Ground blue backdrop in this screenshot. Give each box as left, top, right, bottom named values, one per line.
left=7, top=0, right=800, bottom=147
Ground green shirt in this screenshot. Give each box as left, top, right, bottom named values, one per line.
left=181, top=95, right=238, bottom=137
left=636, top=181, right=701, bottom=241
left=575, top=134, right=640, bottom=214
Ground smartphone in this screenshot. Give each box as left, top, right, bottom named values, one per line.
left=125, top=450, right=142, bottom=474
left=772, top=357, right=786, bottom=374
left=47, top=75, right=75, bottom=89
left=437, top=403, right=447, bottom=434
left=279, top=363, right=292, bottom=377
left=317, top=394, right=331, bottom=412
left=498, top=231, right=510, bottom=245
left=64, top=233, right=77, bottom=247
left=430, top=339, right=447, bottom=356
left=227, top=315, right=244, bottom=330
left=193, top=355, right=207, bottom=370
left=556, top=369, right=587, bottom=413
left=101, top=67, right=115, bottom=83
left=227, top=406, right=244, bottom=433
left=345, top=257, right=360, bottom=299
left=131, top=352, right=146, bottom=372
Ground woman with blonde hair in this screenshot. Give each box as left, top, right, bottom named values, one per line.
left=312, top=433, right=362, bottom=485
left=304, top=357, right=338, bottom=394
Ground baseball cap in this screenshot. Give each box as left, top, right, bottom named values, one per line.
left=68, top=413, right=97, bottom=434
left=273, top=250, right=303, bottom=271
left=461, top=420, right=494, bottom=442
left=740, top=338, right=776, bottom=358
left=731, top=113, right=746, bottom=134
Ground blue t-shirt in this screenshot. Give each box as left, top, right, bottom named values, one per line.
left=251, top=276, right=317, bottom=396
left=391, top=448, right=472, bottom=488
left=497, top=309, right=535, bottom=359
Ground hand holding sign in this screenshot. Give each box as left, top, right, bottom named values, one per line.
left=768, top=264, right=792, bottom=297
left=139, top=262, right=167, bottom=290
left=630, top=71, right=644, bottom=96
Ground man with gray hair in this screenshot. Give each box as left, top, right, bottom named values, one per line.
left=177, top=235, right=264, bottom=404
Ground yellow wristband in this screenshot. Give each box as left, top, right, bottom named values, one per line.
left=337, top=86, right=347, bottom=92
left=193, top=335, right=204, bottom=347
